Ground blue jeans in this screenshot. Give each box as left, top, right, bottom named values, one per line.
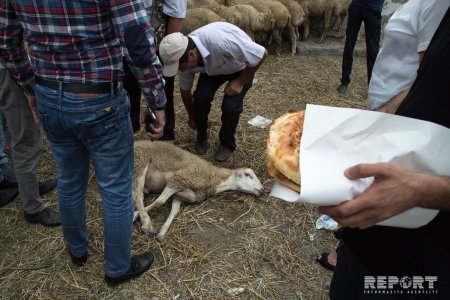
left=35, top=84, right=134, bottom=277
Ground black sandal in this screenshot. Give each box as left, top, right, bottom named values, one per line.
left=315, top=252, right=336, bottom=271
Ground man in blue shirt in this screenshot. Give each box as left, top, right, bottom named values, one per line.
left=337, top=0, right=385, bottom=93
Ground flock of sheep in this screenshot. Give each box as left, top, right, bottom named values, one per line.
left=183, top=0, right=352, bottom=55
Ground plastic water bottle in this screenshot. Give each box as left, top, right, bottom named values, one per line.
left=315, top=215, right=339, bottom=231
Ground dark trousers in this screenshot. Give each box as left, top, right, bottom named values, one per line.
left=123, top=59, right=175, bottom=139
left=330, top=241, right=399, bottom=300
left=340, top=3, right=382, bottom=86
left=193, top=72, right=252, bottom=151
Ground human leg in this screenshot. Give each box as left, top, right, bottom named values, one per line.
left=0, top=70, right=54, bottom=217
left=0, top=113, right=18, bottom=207
left=35, top=84, right=90, bottom=256
left=161, top=75, right=175, bottom=141
left=330, top=241, right=399, bottom=300
left=216, top=74, right=252, bottom=158
left=193, top=74, right=228, bottom=150
left=82, top=90, right=135, bottom=277
left=339, top=3, right=363, bottom=88
left=362, top=8, right=382, bottom=84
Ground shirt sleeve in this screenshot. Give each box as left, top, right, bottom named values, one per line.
left=163, top=0, right=187, bottom=18
left=0, top=1, right=35, bottom=95
left=221, top=35, right=266, bottom=68
left=110, top=0, right=166, bottom=109
left=416, top=0, right=449, bottom=53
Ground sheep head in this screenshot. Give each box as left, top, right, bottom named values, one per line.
left=232, top=168, right=264, bottom=196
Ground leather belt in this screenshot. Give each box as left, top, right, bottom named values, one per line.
left=35, top=76, right=121, bottom=95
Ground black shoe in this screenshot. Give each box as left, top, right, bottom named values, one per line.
left=0, top=178, right=18, bottom=190
left=24, top=207, right=61, bottom=227
left=0, top=188, right=19, bottom=207
left=105, top=252, right=155, bottom=286
left=214, top=145, right=234, bottom=162
left=38, top=179, right=57, bottom=195
left=336, top=84, right=348, bottom=94
left=69, top=249, right=88, bottom=267
left=195, top=140, right=208, bottom=155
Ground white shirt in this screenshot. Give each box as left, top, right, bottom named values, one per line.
left=142, top=0, right=186, bottom=18
left=178, top=22, right=266, bottom=91
left=367, top=0, right=450, bottom=110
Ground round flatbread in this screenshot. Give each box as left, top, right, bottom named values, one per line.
left=267, top=160, right=300, bottom=192
left=266, top=110, right=304, bottom=185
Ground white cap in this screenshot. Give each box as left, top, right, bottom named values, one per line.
left=159, top=33, right=189, bottom=77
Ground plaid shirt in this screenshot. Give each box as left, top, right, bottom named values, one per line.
left=0, top=0, right=166, bottom=109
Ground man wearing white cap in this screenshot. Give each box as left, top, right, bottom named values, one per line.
left=159, top=22, right=268, bottom=162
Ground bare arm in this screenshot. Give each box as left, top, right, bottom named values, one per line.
left=376, top=88, right=410, bottom=113
left=180, top=89, right=196, bottom=130
left=318, top=163, right=450, bottom=229
left=166, top=17, right=184, bottom=35
left=224, top=49, right=268, bottom=96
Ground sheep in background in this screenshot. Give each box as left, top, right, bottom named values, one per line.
left=331, top=0, right=351, bottom=31
left=208, top=4, right=267, bottom=41
left=297, top=0, right=335, bottom=43
left=181, top=8, right=224, bottom=34
left=207, top=4, right=242, bottom=29
left=225, top=0, right=275, bottom=45
left=187, top=0, right=217, bottom=9
left=132, top=141, right=264, bottom=241
left=259, top=0, right=291, bottom=55
left=276, top=0, right=305, bottom=55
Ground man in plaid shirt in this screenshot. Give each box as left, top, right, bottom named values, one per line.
left=0, top=0, right=166, bottom=285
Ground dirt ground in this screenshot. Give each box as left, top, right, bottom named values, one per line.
left=0, top=41, right=369, bottom=299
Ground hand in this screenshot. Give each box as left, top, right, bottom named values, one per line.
left=224, top=80, right=243, bottom=96
left=318, top=163, right=423, bottom=229
left=141, top=109, right=165, bottom=140
left=26, top=94, right=40, bottom=125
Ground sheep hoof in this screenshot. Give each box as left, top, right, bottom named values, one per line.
left=132, top=211, right=139, bottom=222
left=156, top=233, right=165, bottom=242
left=141, top=225, right=157, bottom=235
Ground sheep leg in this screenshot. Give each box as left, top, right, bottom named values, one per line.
left=272, top=29, right=282, bottom=56
left=319, top=10, right=332, bottom=43
left=174, top=189, right=197, bottom=203
left=132, top=165, right=156, bottom=234
left=156, top=198, right=182, bottom=242
left=288, top=25, right=297, bottom=56
left=143, top=186, right=179, bottom=214
left=302, top=17, right=310, bottom=40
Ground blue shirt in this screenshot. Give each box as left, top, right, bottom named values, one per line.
left=352, top=0, right=385, bottom=12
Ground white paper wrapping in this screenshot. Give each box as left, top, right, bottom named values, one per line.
left=270, top=104, right=450, bottom=228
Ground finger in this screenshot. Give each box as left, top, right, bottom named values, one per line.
left=318, top=197, right=369, bottom=220
left=344, top=163, right=391, bottom=180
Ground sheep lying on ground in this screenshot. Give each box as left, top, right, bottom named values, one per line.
left=132, top=141, right=264, bottom=241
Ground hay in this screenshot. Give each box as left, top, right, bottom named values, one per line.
left=0, top=50, right=368, bottom=299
